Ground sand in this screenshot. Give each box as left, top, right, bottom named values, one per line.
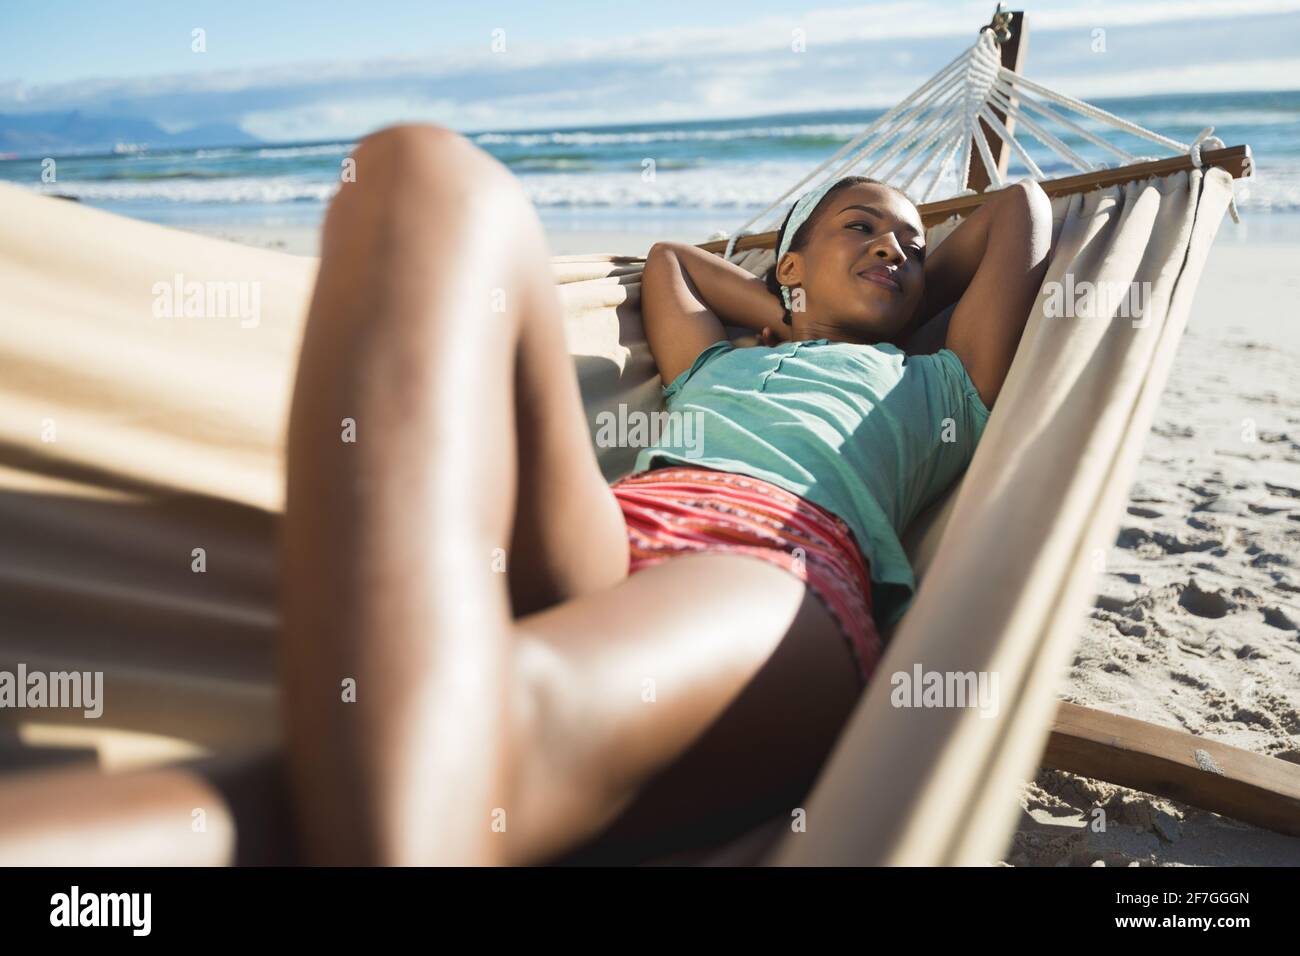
left=178, top=212, right=1300, bottom=867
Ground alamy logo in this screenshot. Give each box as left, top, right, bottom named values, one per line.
left=0, top=664, right=103, bottom=718
left=1041, top=276, right=1152, bottom=327
left=50, top=886, right=151, bottom=936
left=890, top=663, right=1000, bottom=718
left=152, top=272, right=262, bottom=328
left=594, top=404, right=704, bottom=458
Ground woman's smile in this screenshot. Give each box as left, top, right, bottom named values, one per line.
left=856, top=266, right=902, bottom=292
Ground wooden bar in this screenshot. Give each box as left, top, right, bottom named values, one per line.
left=1043, top=701, right=1300, bottom=837
left=697, top=144, right=1253, bottom=255
left=965, top=9, right=1027, bottom=192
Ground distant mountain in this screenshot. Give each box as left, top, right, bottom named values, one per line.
left=0, top=111, right=260, bottom=157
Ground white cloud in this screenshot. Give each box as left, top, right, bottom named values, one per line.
left=1041, top=57, right=1300, bottom=99
left=2, top=2, right=1298, bottom=140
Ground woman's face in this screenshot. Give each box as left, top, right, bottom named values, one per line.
left=777, top=183, right=926, bottom=344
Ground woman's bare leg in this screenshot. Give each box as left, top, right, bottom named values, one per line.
left=503, top=225, right=630, bottom=617
left=280, top=124, right=863, bottom=866
left=281, top=124, right=551, bottom=865
left=506, top=553, right=863, bottom=865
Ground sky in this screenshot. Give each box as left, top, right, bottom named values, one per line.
left=2, top=0, right=1299, bottom=140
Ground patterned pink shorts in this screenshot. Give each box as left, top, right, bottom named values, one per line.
left=609, top=465, right=883, bottom=685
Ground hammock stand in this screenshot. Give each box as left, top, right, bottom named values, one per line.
left=0, top=8, right=1291, bottom=866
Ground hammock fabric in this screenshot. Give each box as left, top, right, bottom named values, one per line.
left=0, top=161, right=1236, bottom=864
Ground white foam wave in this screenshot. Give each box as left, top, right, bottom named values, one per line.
left=254, top=143, right=354, bottom=159
left=32, top=176, right=339, bottom=204
left=22, top=160, right=1300, bottom=213
left=471, top=123, right=865, bottom=148
left=1112, top=108, right=1300, bottom=129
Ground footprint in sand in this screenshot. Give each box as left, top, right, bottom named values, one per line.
left=1127, top=505, right=1163, bottom=519
left=1261, top=606, right=1297, bottom=631
left=1177, top=580, right=1233, bottom=619
left=1128, top=481, right=1169, bottom=503
left=1243, top=392, right=1282, bottom=406
left=1153, top=421, right=1196, bottom=438
left=1117, top=527, right=1223, bottom=556
left=1267, top=572, right=1300, bottom=594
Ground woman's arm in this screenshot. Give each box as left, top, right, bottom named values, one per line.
left=641, top=241, right=789, bottom=385
left=924, top=180, right=1054, bottom=407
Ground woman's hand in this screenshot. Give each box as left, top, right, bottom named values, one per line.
left=758, top=324, right=792, bottom=347
left=642, top=241, right=793, bottom=382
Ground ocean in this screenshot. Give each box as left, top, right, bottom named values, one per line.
left=3, top=89, right=1296, bottom=242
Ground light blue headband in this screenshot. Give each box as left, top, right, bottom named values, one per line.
left=777, top=179, right=839, bottom=314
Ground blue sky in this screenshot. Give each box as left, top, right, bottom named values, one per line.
left=3, top=0, right=1299, bottom=139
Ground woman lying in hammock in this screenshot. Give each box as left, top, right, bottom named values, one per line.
left=279, top=124, right=1053, bottom=866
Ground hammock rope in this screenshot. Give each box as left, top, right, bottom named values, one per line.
left=721, top=29, right=1242, bottom=259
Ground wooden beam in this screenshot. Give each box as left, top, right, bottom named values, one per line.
left=965, top=8, right=1027, bottom=192
left=923, top=144, right=1253, bottom=226
left=697, top=144, right=1253, bottom=256
left=1043, top=701, right=1300, bottom=837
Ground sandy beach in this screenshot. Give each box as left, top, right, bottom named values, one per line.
left=176, top=209, right=1300, bottom=867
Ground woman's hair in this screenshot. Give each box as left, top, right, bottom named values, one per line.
left=762, top=176, right=918, bottom=325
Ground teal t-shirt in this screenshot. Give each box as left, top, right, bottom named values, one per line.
left=630, top=338, right=992, bottom=629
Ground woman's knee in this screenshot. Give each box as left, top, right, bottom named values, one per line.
left=354, top=124, right=470, bottom=174
left=324, top=123, right=535, bottom=251
left=339, top=124, right=516, bottom=207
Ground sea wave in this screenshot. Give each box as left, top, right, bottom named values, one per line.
left=94, top=168, right=242, bottom=181
left=1229, top=164, right=1300, bottom=213
left=21, top=158, right=1300, bottom=213
left=25, top=167, right=799, bottom=207
left=471, top=122, right=867, bottom=147
left=31, top=176, right=339, bottom=204
left=1112, top=108, right=1300, bottom=129
left=254, top=143, right=354, bottom=159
